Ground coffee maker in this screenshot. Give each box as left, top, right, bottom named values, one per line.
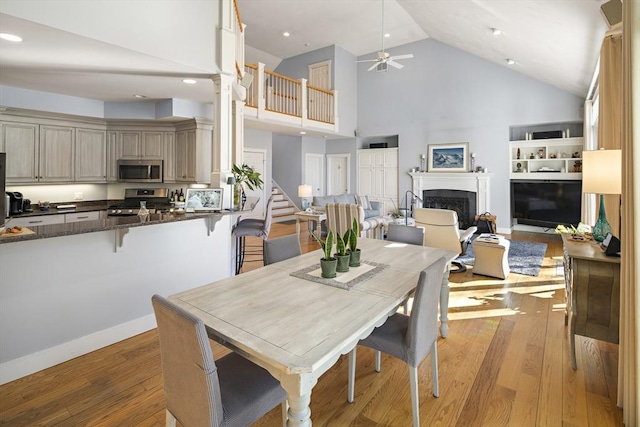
left=6, top=192, right=23, bottom=215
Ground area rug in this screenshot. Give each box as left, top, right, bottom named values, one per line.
left=456, top=239, right=548, bottom=277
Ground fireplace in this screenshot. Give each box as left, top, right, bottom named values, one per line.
left=422, top=189, right=476, bottom=230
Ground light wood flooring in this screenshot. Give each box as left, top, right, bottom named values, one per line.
left=0, top=223, right=623, bottom=426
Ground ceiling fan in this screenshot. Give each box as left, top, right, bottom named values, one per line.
left=357, top=0, right=414, bottom=72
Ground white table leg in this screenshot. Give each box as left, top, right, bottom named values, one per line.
left=279, top=373, right=316, bottom=427
left=296, top=217, right=302, bottom=239
left=439, top=264, right=451, bottom=338
left=315, top=218, right=322, bottom=239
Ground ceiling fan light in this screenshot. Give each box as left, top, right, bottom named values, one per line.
left=506, top=58, right=515, bottom=65
left=182, top=79, right=197, bottom=84
left=283, top=31, right=290, bottom=37
left=491, top=28, right=502, bottom=36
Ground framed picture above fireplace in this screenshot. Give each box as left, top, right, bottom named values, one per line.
left=427, top=142, right=469, bottom=172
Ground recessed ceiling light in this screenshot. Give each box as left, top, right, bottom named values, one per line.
left=491, top=28, right=502, bottom=36
left=384, top=33, right=391, bottom=38
left=506, top=58, right=516, bottom=65
left=283, top=32, right=290, bottom=37
left=182, top=79, right=197, bottom=84
left=133, top=94, right=147, bottom=99
left=300, top=131, right=306, bottom=135
left=0, top=33, right=22, bottom=42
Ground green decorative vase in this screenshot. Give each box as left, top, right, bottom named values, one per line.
left=349, top=249, right=361, bottom=267
left=592, top=194, right=612, bottom=242
left=335, top=254, right=350, bottom=273
left=320, top=258, right=337, bottom=278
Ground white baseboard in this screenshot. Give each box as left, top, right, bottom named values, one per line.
left=0, top=314, right=157, bottom=386
left=510, top=224, right=559, bottom=234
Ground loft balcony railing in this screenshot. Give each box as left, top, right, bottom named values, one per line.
left=244, top=63, right=338, bottom=132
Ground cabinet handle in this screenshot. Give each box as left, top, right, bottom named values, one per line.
left=76, top=216, right=89, bottom=219
left=29, top=220, right=43, bottom=224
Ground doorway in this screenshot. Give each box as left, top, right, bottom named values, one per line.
left=327, top=154, right=350, bottom=196
left=242, top=148, right=267, bottom=219
left=305, top=153, right=324, bottom=197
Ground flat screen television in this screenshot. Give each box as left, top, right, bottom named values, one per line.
left=511, top=180, right=582, bottom=228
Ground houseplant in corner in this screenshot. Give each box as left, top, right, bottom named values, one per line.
left=231, top=163, right=264, bottom=209
left=348, top=218, right=361, bottom=267
left=335, top=231, right=350, bottom=273
left=312, top=230, right=337, bottom=278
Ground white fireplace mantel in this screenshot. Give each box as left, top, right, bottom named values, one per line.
left=409, top=172, right=491, bottom=214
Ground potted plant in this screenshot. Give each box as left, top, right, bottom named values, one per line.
left=348, top=218, right=361, bottom=267
left=312, top=230, right=337, bottom=278
left=232, top=163, right=264, bottom=208
left=335, top=231, right=350, bottom=273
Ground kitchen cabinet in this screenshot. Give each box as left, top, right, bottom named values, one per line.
left=1, top=122, right=39, bottom=183
left=9, top=214, right=65, bottom=227
left=117, top=131, right=164, bottom=160
left=163, top=132, right=176, bottom=182
left=106, top=131, right=119, bottom=182
left=175, top=130, right=197, bottom=182
left=357, top=148, right=398, bottom=216
left=75, top=128, right=107, bottom=182
left=38, top=125, right=75, bottom=183
left=65, top=211, right=101, bottom=223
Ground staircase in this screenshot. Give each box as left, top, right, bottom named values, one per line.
left=270, top=184, right=298, bottom=223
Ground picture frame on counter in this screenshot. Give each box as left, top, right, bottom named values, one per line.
left=427, top=142, right=469, bottom=172
left=185, top=188, right=223, bottom=212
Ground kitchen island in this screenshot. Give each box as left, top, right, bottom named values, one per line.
left=0, top=202, right=257, bottom=384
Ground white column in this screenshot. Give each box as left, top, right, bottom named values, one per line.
left=211, top=74, right=235, bottom=209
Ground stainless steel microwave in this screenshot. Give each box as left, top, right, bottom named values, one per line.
left=117, top=159, right=163, bottom=183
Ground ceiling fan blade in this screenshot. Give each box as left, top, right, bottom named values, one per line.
left=389, top=54, right=413, bottom=61
left=356, top=59, right=378, bottom=63
left=367, top=62, right=380, bottom=71
left=387, top=60, right=404, bottom=69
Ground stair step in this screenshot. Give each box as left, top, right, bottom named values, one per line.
left=272, top=206, right=296, bottom=215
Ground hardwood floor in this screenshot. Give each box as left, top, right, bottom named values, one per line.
left=0, top=223, right=623, bottom=426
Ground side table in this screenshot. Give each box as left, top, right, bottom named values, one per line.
left=472, top=235, right=510, bottom=279
left=294, top=211, right=326, bottom=239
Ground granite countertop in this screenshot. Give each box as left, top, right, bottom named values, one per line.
left=14, top=202, right=111, bottom=218
left=1, top=197, right=259, bottom=244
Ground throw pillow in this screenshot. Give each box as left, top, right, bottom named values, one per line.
left=335, top=194, right=349, bottom=204
left=357, top=195, right=372, bottom=210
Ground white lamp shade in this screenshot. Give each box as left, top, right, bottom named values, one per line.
left=582, top=149, right=622, bottom=195
left=298, top=184, right=313, bottom=198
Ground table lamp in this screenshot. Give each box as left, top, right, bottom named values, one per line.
left=226, top=176, right=236, bottom=211
left=298, top=184, right=313, bottom=210
left=582, top=149, right=621, bottom=242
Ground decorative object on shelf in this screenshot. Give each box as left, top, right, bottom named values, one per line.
left=516, top=162, right=523, bottom=172
left=529, top=153, right=534, bottom=159
left=469, top=152, right=476, bottom=172
left=582, top=149, right=622, bottom=242
left=232, top=163, right=264, bottom=210
left=516, top=148, right=521, bottom=159
left=185, top=188, right=223, bottom=212
left=549, top=152, right=557, bottom=159
left=137, top=200, right=149, bottom=222
left=298, top=184, right=313, bottom=210
left=420, top=154, right=426, bottom=172
left=572, top=161, right=582, bottom=172
left=312, top=230, right=337, bottom=278
left=427, top=142, right=469, bottom=172
left=537, top=148, right=545, bottom=159
left=226, top=176, right=236, bottom=211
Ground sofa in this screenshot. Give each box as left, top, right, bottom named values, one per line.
left=311, top=193, right=386, bottom=238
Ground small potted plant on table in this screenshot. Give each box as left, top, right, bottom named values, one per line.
left=348, top=218, right=361, bottom=267
left=335, top=231, right=350, bottom=273
left=312, top=230, right=337, bottom=278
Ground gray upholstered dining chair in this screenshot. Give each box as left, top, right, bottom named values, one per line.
left=232, top=196, right=274, bottom=274
left=386, top=224, right=425, bottom=246
left=263, top=234, right=302, bottom=266
left=151, top=294, right=287, bottom=427
left=347, top=257, right=447, bottom=427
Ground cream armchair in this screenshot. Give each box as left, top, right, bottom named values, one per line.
left=414, top=208, right=477, bottom=272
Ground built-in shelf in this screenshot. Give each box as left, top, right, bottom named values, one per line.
left=509, top=137, right=584, bottom=180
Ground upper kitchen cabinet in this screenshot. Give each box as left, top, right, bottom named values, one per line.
left=163, top=132, right=176, bottom=183
left=38, top=125, right=75, bottom=182
left=175, top=130, right=196, bottom=182
left=1, top=121, right=39, bottom=183
left=75, top=128, right=107, bottom=182
left=175, top=119, right=213, bottom=184
left=117, top=131, right=164, bottom=160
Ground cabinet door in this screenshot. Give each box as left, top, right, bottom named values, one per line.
left=176, top=130, right=196, bottom=182
left=383, top=150, right=398, bottom=167
left=10, top=214, right=65, bottom=227
left=65, top=211, right=101, bottom=223
left=163, top=132, right=176, bottom=182
left=75, top=128, right=106, bottom=182
left=119, top=132, right=141, bottom=159
left=358, top=150, right=374, bottom=168
left=39, top=125, right=74, bottom=182
left=141, top=132, right=164, bottom=159
left=382, top=167, right=398, bottom=199
left=2, top=122, right=39, bottom=183
left=106, top=131, right=119, bottom=182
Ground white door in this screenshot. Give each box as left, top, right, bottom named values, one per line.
left=305, top=153, right=324, bottom=197
left=243, top=149, right=267, bottom=219
left=308, top=60, right=331, bottom=121
left=327, top=154, right=350, bottom=195
left=308, top=60, right=331, bottom=90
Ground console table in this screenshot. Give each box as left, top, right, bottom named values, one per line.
left=561, top=234, right=620, bottom=369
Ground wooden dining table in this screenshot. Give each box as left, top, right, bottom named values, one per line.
left=169, top=237, right=457, bottom=426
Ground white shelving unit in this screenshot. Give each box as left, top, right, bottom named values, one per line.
left=509, top=137, right=584, bottom=180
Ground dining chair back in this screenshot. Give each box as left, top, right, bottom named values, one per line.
left=263, top=234, right=302, bottom=265
left=386, top=224, right=425, bottom=246
left=347, top=257, right=447, bottom=427
left=152, top=294, right=287, bottom=427
left=233, top=196, right=275, bottom=274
